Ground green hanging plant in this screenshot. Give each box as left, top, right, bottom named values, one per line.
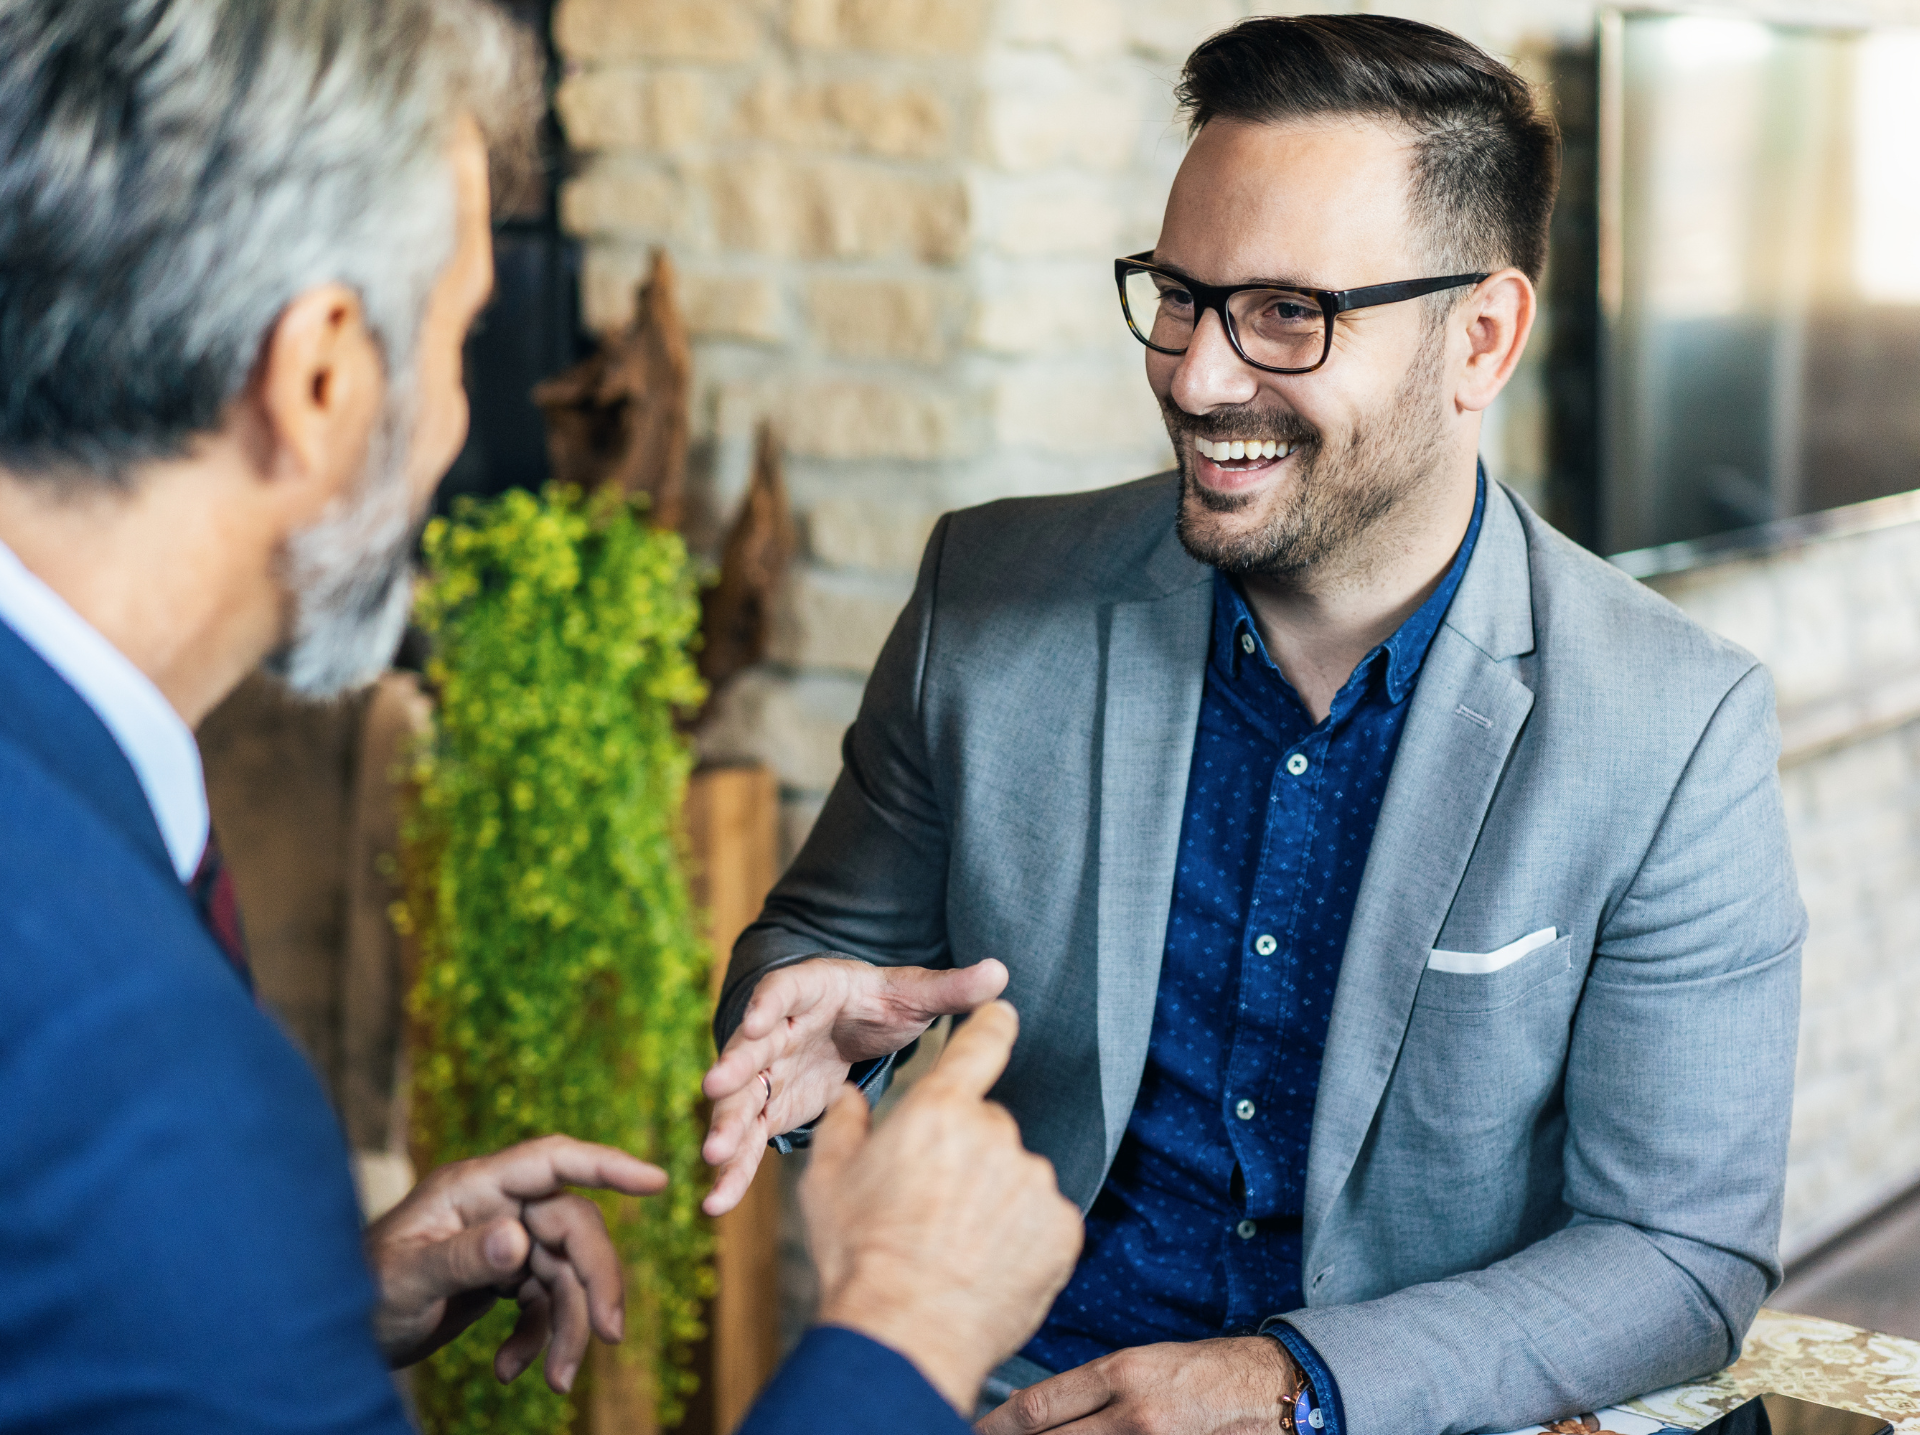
left=398, top=483, right=715, bottom=1434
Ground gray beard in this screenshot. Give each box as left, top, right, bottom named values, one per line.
left=264, top=394, right=420, bottom=699
left=1168, top=323, right=1450, bottom=581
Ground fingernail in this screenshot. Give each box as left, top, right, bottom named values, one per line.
left=484, top=1224, right=519, bottom=1269
left=558, top=1363, right=577, bottom=1393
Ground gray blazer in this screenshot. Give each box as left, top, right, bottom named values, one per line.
left=719, top=475, right=1805, bottom=1435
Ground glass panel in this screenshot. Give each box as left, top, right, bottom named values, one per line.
left=1602, top=12, right=1920, bottom=556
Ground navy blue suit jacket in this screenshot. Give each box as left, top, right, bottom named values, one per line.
left=0, top=620, right=961, bottom=1433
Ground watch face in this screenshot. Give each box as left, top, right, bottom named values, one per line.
left=1695, top=1394, right=1893, bottom=1435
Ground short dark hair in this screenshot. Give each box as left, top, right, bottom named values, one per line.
left=1176, top=14, right=1560, bottom=284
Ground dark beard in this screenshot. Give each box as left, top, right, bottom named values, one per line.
left=1166, top=324, right=1450, bottom=580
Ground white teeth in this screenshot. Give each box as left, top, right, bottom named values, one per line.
left=1199, top=437, right=1298, bottom=464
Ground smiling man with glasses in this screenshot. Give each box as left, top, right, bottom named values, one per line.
left=703, top=15, right=1805, bottom=1435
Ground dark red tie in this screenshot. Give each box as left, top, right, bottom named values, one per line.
left=188, top=833, right=253, bottom=991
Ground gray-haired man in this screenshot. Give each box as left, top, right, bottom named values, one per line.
left=0, top=3, right=1077, bottom=1431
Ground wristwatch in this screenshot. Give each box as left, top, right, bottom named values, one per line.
left=1293, top=1382, right=1324, bottom=1432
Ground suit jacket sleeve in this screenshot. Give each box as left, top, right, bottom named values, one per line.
left=735, top=1327, right=974, bottom=1435
left=714, top=515, right=957, bottom=1047
left=1281, top=662, right=1805, bottom=1435
left=0, top=948, right=412, bottom=1432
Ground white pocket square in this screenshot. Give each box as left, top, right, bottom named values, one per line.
left=1427, top=927, right=1558, bottom=976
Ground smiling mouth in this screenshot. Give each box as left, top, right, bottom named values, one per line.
left=1194, top=436, right=1297, bottom=472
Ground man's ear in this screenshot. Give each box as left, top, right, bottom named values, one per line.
left=1453, top=269, right=1536, bottom=414
left=251, top=282, right=384, bottom=516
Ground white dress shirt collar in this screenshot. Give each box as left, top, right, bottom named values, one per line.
left=0, top=535, right=208, bottom=881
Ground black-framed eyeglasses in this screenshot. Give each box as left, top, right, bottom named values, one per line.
left=1114, top=251, right=1489, bottom=375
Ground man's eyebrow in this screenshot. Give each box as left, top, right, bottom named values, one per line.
left=1151, top=256, right=1321, bottom=290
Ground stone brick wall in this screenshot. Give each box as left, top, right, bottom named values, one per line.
left=552, top=0, right=1920, bottom=1280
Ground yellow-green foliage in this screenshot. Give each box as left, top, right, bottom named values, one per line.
left=401, top=485, right=714, bottom=1433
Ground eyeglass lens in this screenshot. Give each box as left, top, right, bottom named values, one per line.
left=1122, top=268, right=1326, bottom=369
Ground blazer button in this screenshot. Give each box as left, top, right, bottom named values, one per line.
left=1236, top=1219, right=1258, bottom=1240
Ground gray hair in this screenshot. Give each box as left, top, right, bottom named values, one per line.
left=0, top=0, right=539, bottom=484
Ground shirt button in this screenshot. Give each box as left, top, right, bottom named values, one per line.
left=1254, top=933, right=1278, bottom=957
left=1240, top=632, right=1256, bottom=655
left=1286, top=752, right=1309, bottom=776
left=1235, top=1098, right=1257, bottom=1120
left=1236, top=1219, right=1258, bottom=1240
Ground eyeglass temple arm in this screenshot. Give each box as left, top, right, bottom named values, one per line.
left=1325, top=273, right=1490, bottom=314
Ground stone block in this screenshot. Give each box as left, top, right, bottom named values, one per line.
left=995, top=0, right=1123, bottom=56
left=736, top=79, right=951, bottom=159
left=790, top=0, right=989, bottom=56
left=974, top=172, right=1122, bottom=257
left=977, top=55, right=1140, bottom=172
left=710, top=154, right=792, bottom=255
left=580, top=244, right=646, bottom=333
left=698, top=668, right=862, bottom=792
left=797, top=164, right=968, bottom=262
left=776, top=381, right=967, bottom=461
left=993, top=370, right=1162, bottom=451
left=826, top=82, right=952, bottom=159
left=807, top=277, right=948, bottom=363
left=807, top=497, right=941, bottom=573
left=1125, top=0, right=1240, bottom=61
left=555, top=0, right=761, bottom=63
left=683, top=272, right=785, bottom=342
left=968, top=268, right=1118, bottom=354
left=651, top=71, right=710, bottom=151
left=766, top=566, right=915, bottom=673
left=715, top=159, right=966, bottom=262
left=555, top=69, right=650, bottom=149
left=560, top=163, right=694, bottom=239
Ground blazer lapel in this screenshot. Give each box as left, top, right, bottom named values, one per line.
left=1094, top=531, right=1212, bottom=1173
left=1304, top=484, right=1538, bottom=1245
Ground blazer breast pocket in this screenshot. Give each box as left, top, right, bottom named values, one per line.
left=1413, top=930, right=1574, bottom=1014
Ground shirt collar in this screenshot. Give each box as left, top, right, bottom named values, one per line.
left=1217, top=463, right=1489, bottom=708
left=0, top=535, right=208, bottom=881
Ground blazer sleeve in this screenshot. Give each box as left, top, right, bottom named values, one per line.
left=736, top=1327, right=974, bottom=1435
left=1281, top=662, right=1806, bottom=1435
left=714, top=515, right=958, bottom=1048
left=0, top=934, right=412, bottom=1432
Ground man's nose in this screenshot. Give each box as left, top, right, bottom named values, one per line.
left=1168, top=306, right=1261, bottom=416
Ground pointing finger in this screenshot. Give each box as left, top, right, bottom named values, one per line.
left=915, top=1000, right=1019, bottom=1101
left=806, top=1083, right=871, bottom=1186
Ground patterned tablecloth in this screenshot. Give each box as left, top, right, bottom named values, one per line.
left=1501, top=1309, right=1920, bottom=1435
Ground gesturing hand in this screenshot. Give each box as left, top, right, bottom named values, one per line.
left=362, top=1135, right=666, bottom=1392
left=804, top=1001, right=1084, bottom=1414
left=973, top=1336, right=1300, bottom=1435
left=700, top=955, right=1009, bottom=1216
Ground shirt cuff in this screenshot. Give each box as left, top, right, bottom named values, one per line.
left=766, top=1045, right=912, bottom=1155
left=1262, top=1320, right=1347, bottom=1435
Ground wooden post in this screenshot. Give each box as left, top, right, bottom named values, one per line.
left=682, top=764, right=785, bottom=1435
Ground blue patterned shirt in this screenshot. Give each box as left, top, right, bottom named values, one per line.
left=1024, top=473, right=1487, bottom=1406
